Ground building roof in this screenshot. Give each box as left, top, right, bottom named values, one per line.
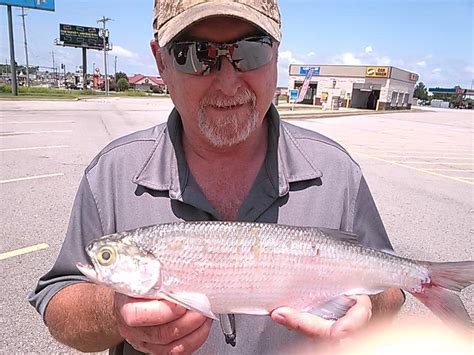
left=128, top=74, right=164, bottom=86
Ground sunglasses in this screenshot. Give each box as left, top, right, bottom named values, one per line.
left=167, top=36, right=274, bottom=76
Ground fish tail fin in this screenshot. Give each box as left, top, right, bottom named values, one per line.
left=410, top=261, right=473, bottom=331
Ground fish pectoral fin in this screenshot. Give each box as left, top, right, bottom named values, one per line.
left=344, top=288, right=385, bottom=296
left=308, top=295, right=357, bottom=320
left=158, top=291, right=218, bottom=320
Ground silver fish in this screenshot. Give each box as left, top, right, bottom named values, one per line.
left=77, top=221, right=473, bottom=330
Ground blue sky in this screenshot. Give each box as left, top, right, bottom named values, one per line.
left=1, top=0, right=473, bottom=88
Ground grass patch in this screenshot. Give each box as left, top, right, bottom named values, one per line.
left=0, top=84, right=170, bottom=99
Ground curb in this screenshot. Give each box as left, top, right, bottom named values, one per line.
left=279, top=109, right=424, bottom=119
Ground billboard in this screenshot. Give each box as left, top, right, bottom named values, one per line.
left=299, top=66, right=320, bottom=76
left=0, top=0, right=55, bottom=11
left=59, top=24, right=108, bottom=50
left=366, top=66, right=389, bottom=78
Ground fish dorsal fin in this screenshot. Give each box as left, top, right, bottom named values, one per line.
left=318, top=227, right=360, bottom=245
left=158, top=291, right=218, bottom=320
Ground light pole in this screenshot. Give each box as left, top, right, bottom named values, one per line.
left=97, top=16, right=112, bottom=96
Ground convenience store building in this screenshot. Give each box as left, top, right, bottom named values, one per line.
left=288, top=65, right=419, bottom=110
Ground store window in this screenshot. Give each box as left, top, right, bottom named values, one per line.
left=391, top=92, right=398, bottom=106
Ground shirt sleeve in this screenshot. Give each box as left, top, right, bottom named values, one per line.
left=28, top=175, right=104, bottom=321
left=352, top=175, right=394, bottom=251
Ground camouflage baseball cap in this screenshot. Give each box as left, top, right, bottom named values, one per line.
left=153, top=0, right=281, bottom=46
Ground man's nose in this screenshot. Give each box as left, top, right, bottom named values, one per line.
left=211, top=56, right=242, bottom=97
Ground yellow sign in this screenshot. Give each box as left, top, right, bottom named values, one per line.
left=366, top=67, right=389, bottom=78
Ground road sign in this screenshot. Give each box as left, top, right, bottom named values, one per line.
left=0, top=0, right=55, bottom=11
left=289, top=89, right=299, bottom=103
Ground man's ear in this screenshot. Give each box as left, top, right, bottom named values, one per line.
left=150, top=39, right=166, bottom=74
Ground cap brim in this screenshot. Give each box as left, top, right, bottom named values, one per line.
left=156, top=2, right=281, bottom=46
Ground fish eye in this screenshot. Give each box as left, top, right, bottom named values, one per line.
left=97, top=246, right=116, bottom=266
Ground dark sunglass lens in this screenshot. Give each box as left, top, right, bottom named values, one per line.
left=232, top=37, right=273, bottom=71
left=173, top=43, right=190, bottom=66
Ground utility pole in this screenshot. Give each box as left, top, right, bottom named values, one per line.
left=51, top=51, right=55, bottom=87
left=19, top=8, right=30, bottom=87
left=7, top=5, right=18, bottom=95
left=114, top=55, right=117, bottom=81
left=97, top=16, right=112, bottom=96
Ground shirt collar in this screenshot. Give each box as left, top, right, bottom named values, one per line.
left=133, top=105, right=322, bottom=198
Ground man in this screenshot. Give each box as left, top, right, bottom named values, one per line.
left=29, top=1, right=404, bottom=354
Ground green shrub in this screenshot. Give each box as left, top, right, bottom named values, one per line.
left=0, top=84, right=12, bottom=93
left=117, top=78, right=129, bottom=92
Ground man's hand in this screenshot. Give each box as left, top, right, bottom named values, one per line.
left=271, top=295, right=372, bottom=339
left=114, top=293, right=213, bottom=354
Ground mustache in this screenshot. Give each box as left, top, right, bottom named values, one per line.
left=200, top=88, right=257, bottom=109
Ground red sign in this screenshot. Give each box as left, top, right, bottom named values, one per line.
left=409, top=73, right=418, bottom=82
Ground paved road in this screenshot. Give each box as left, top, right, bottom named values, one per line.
left=1, top=99, right=472, bottom=353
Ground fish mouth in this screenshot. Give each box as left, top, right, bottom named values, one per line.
left=76, top=263, right=99, bottom=282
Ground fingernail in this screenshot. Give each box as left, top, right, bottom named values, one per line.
left=272, top=312, right=287, bottom=324
left=170, top=344, right=184, bottom=354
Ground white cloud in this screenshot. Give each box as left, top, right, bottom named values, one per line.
left=375, top=56, right=392, bottom=66
left=432, top=68, right=442, bottom=73
left=365, top=46, right=373, bottom=54
left=416, top=61, right=426, bottom=67
left=110, top=45, right=139, bottom=60
left=334, top=52, right=362, bottom=65
left=464, top=66, right=474, bottom=74
left=279, top=50, right=299, bottom=64
left=277, top=50, right=319, bottom=87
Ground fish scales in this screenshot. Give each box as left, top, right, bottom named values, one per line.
left=118, top=222, right=425, bottom=303
left=78, top=221, right=473, bottom=330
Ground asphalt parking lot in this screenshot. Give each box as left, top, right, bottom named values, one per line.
left=0, top=98, right=472, bottom=353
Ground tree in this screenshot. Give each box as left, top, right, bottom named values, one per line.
left=414, top=82, right=428, bottom=100
left=115, top=71, right=128, bottom=82
left=117, top=77, right=129, bottom=92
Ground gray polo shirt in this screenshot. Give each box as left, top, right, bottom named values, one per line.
left=29, top=105, right=393, bottom=354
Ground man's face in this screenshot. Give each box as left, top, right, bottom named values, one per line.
left=152, top=17, right=279, bottom=148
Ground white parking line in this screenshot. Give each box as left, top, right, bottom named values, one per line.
left=0, top=130, right=72, bottom=136
left=354, top=152, right=474, bottom=185
left=381, top=156, right=473, bottom=160
left=0, top=121, right=74, bottom=124
left=0, top=145, right=69, bottom=152
left=0, top=243, right=49, bottom=261
left=392, top=161, right=473, bottom=165
left=0, top=173, right=64, bottom=184
left=425, top=169, right=474, bottom=172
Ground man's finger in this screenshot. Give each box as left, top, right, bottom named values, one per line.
left=141, top=318, right=213, bottom=355
left=271, top=307, right=334, bottom=338
left=330, top=295, right=372, bottom=339
left=121, top=311, right=209, bottom=345
left=115, top=294, right=187, bottom=327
